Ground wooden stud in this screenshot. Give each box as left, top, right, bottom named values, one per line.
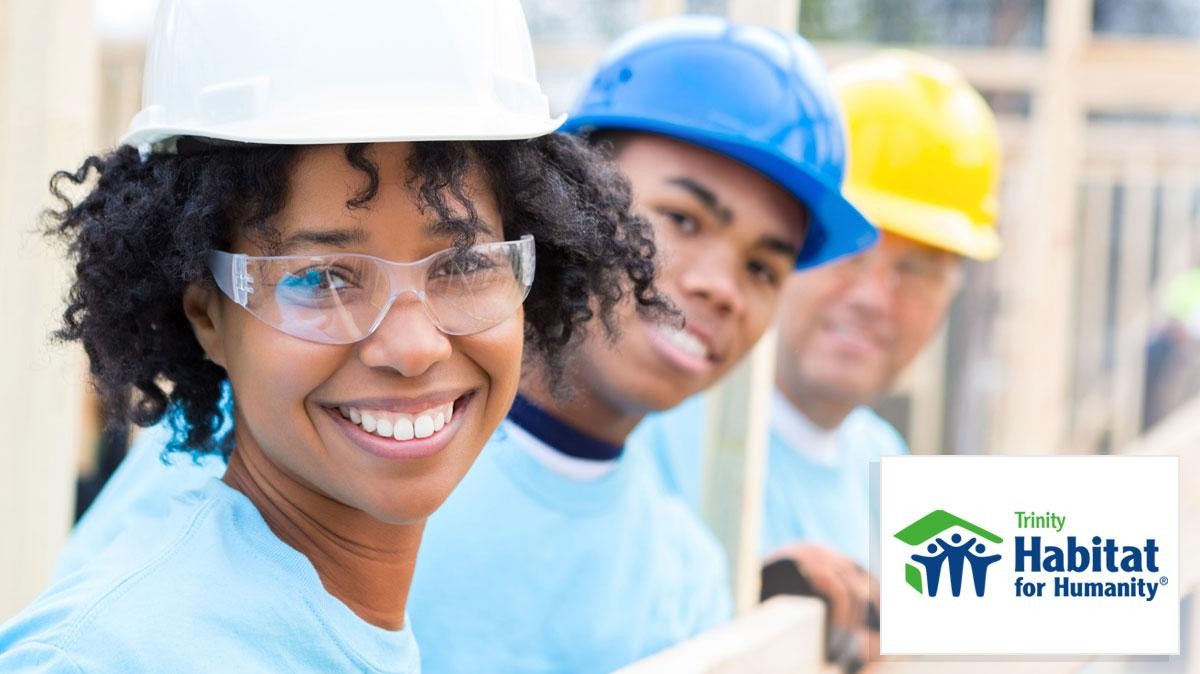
left=1109, top=159, right=1156, bottom=447
left=0, top=0, right=98, bottom=620
left=989, top=0, right=1091, bottom=456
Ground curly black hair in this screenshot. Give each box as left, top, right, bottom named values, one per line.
left=46, top=136, right=674, bottom=456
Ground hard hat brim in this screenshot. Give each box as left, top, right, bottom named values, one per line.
left=564, top=114, right=878, bottom=270
left=122, top=108, right=567, bottom=152
left=845, top=183, right=1001, bottom=261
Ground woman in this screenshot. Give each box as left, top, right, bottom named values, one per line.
left=0, top=1, right=668, bottom=671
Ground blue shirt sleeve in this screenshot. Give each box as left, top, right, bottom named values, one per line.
left=52, top=420, right=227, bottom=582
left=0, top=642, right=86, bottom=674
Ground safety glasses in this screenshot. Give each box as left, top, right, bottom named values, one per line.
left=209, top=235, right=535, bottom=344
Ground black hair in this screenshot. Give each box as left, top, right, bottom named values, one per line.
left=46, top=135, right=673, bottom=456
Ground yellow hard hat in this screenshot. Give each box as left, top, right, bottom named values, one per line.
left=833, top=50, right=1002, bottom=260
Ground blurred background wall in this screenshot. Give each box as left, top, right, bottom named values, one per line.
left=1, top=0, right=96, bottom=623
left=5, top=0, right=1200, bottom=632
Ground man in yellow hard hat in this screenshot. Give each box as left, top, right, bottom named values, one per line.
left=636, top=50, right=1002, bottom=669
left=764, top=50, right=1002, bottom=663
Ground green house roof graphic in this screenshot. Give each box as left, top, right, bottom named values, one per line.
left=895, top=509, right=1003, bottom=594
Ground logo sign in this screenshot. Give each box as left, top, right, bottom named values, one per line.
left=880, top=457, right=1178, bottom=655
left=895, top=510, right=1003, bottom=597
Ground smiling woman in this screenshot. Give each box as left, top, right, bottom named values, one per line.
left=10, top=135, right=666, bottom=659
left=54, top=140, right=665, bottom=464
left=0, top=1, right=670, bottom=672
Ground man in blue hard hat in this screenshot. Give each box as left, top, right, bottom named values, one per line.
left=406, top=16, right=875, bottom=674
left=632, top=51, right=1006, bottom=672
left=53, top=15, right=874, bottom=674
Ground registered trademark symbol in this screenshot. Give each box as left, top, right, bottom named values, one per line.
left=1161, top=577, right=1169, bottom=585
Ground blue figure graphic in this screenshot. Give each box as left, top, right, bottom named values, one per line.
left=935, top=533, right=976, bottom=597
left=910, top=543, right=949, bottom=596
left=965, top=543, right=1001, bottom=597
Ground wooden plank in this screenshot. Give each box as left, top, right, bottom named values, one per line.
left=701, top=331, right=776, bottom=613
left=1069, top=176, right=1115, bottom=452
left=888, top=325, right=948, bottom=454
left=989, top=0, right=1091, bottom=456
left=814, top=43, right=1043, bottom=93
left=640, top=0, right=686, bottom=22
left=1192, top=186, right=1200, bottom=268
left=728, top=0, right=799, bottom=31
left=999, top=120, right=1200, bottom=167
left=1156, top=173, right=1197, bottom=291
left=818, top=39, right=1200, bottom=113
left=1081, top=39, right=1200, bottom=113
left=614, top=596, right=830, bottom=674
left=1086, top=127, right=1200, bottom=167
left=0, top=0, right=97, bottom=621
left=1109, top=160, right=1155, bottom=447
left=871, top=659, right=1093, bottom=674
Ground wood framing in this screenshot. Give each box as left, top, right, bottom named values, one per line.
left=0, top=0, right=97, bottom=621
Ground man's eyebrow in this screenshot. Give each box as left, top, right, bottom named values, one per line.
left=276, top=227, right=369, bottom=254
left=666, top=177, right=733, bottom=225
left=757, top=235, right=801, bottom=260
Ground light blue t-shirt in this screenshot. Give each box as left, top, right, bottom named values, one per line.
left=53, top=421, right=226, bottom=580
left=408, top=419, right=733, bottom=674
left=628, top=393, right=710, bottom=513
left=759, top=392, right=908, bottom=567
left=631, top=391, right=909, bottom=568
left=1, top=478, right=420, bottom=673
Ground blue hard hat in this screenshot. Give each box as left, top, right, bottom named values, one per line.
left=562, top=16, right=877, bottom=269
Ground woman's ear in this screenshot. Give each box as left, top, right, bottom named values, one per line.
left=183, top=282, right=228, bottom=368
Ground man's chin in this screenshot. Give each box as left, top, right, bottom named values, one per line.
left=645, top=389, right=694, bottom=415
left=630, top=377, right=706, bottom=416
left=805, top=371, right=888, bottom=407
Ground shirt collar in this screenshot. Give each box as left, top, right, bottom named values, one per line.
left=505, top=394, right=623, bottom=480
left=770, top=388, right=841, bottom=466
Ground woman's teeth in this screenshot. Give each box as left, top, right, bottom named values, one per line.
left=664, top=326, right=709, bottom=359
left=337, top=402, right=454, bottom=441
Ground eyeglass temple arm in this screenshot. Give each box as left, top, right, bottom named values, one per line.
left=518, top=235, right=536, bottom=286
left=208, top=250, right=253, bottom=306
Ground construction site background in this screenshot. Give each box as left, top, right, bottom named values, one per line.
left=3, top=1, right=1199, bottom=672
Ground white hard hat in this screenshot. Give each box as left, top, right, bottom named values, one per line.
left=122, top=0, right=564, bottom=153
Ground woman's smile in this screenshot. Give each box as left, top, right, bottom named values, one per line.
left=323, top=390, right=478, bottom=460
